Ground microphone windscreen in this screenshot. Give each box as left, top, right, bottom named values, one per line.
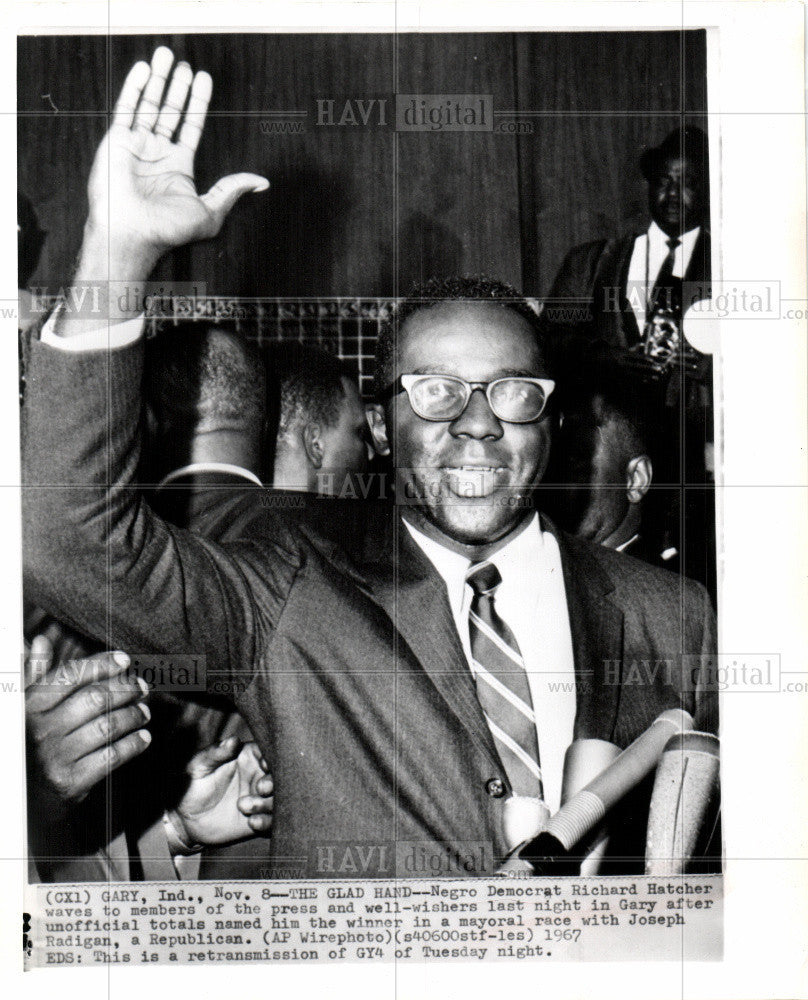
left=501, top=709, right=695, bottom=875
left=561, top=738, right=622, bottom=802
left=561, top=738, right=620, bottom=875
left=545, top=708, right=694, bottom=851
left=502, top=796, right=550, bottom=851
left=645, top=731, right=720, bottom=876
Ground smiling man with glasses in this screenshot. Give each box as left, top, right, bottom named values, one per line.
left=23, top=49, right=718, bottom=878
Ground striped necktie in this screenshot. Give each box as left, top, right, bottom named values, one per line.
left=466, top=561, right=544, bottom=800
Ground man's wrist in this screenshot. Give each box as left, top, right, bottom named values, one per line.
left=163, top=810, right=203, bottom=856
left=79, top=222, right=162, bottom=283
left=50, top=227, right=161, bottom=337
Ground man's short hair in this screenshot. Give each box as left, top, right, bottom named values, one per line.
left=558, top=359, right=664, bottom=473
left=373, top=275, right=547, bottom=397
left=145, top=322, right=265, bottom=434
left=593, top=390, right=649, bottom=468
left=267, top=343, right=350, bottom=443
left=639, top=125, right=709, bottom=183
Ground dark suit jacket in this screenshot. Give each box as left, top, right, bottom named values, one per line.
left=541, top=227, right=712, bottom=352
left=22, top=337, right=717, bottom=877
left=25, top=472, right=267, bottom=882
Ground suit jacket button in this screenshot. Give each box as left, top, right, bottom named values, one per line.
left=486, top=778, right=506, bottom=798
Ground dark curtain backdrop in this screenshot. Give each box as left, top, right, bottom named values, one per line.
left=18, top=31, right=706, bottom=298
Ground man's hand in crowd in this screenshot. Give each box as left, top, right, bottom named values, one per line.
left=167, top=738, right=274, bottom=849
left=58, top=46, right=268, bottom=334
left=25, top=636, right=151, bottom=816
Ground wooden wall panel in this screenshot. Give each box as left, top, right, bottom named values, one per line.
left=514, top=31, right=708, bottom=294
left=18, top=31, right=707, bottom=299
left=394, top=33, right=522, bottom=291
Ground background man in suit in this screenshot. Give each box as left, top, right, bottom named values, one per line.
left=23, top=48, right=717, bottom=877
left=551, top=385, right=654, bottom=552
left=540, top=125, right=711, bottom=355
left=541, top=126, right=715, bottom=596
left=144, top=322, right=266, bottom=503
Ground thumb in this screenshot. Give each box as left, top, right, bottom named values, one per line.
left=187, top=735, right=241, bottom=777
left=200, top=173, right=269, bottom=232
left=236, top=742, right=263, bottom=791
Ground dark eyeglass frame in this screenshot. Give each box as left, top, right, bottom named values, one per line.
left=378, top=373, right=556, bottom=424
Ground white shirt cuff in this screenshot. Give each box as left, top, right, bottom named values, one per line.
left=40, top=304, right=145, bottom=352
left=162, top=810, right=203, bottom=856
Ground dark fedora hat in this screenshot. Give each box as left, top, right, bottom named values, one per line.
left=639, top=126, right=709, bottom=181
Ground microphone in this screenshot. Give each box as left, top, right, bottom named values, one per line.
left=645, top=731, right=720, bottom=875
left=559, top=738, right=621, bottom=875
left=499, top=708, right=694, bottom=875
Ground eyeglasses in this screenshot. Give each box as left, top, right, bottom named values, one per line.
left=380, top=374, right=555, bottom=423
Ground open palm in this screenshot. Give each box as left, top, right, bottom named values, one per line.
left=87, top=47, right=267, bottom=253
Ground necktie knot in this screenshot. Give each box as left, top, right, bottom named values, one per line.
left=666, top=237, right=680, bottom=252
left=466, top=561, right=501, bottom=597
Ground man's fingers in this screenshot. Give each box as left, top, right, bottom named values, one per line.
left=67, top=730, right=152, bottom=797
left=154, top=60, right=193, bottom=139
left=133, top=46, right=174, bottom=132
left=28, top=669, right=147, bottom=736
left=246, top=813, right=272, bottom=835
left=240, top=784, right=274, bottom=834
left=238, top=793, right=274, bottom=817
left=242, top=741, right=263, bottom=766
left=63, top=701, right=151, bottom=760
left=176, top=70, right=213, bottom=154
left=112, top=59, right=151, bottom=130
left=24, top=635, right=53, bottom=690
left=200, top=173, right=269, bottom=232
left=254, top=774, right=274, bottom=798
left=26, top=652, right=142, bottom=716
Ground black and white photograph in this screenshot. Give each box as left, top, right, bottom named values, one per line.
left=5, top=2, right=807, bottom=998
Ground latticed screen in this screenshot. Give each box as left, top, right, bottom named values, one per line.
left=146, top=296, right=394, bottom=400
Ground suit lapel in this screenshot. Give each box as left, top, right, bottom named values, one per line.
left=594, top=233, right=643, bottom=347
left=321, top=508, right=628, bottom=760
left=684, top=228, right=711, bottom=286
left=548, top=522, right=626, bottom=743
left=354, top=514, right=502, bottom=770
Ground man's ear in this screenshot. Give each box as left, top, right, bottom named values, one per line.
left=626, top=454, right=652, bottom=503
left=302, top=422, right=324, bottom=469
left=365, top=404, right=390, bottom=457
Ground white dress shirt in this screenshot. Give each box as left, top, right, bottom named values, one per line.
left=403, top=513, right=576, bottom=844
left=626, top=221, right=701, bottom=333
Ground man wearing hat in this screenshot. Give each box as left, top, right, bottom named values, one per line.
left=540, top=125, right=711, bottom=355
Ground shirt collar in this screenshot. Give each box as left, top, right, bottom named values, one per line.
left=648, top=220, right=701, bottom=259
left=403, top=513, right=543, bottom=619
left=157, top=462, right=262, bottom=489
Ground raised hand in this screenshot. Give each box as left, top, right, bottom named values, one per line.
left=25, top=636, right=151, bottom=814
left=87, top=46, right=268, bottom=258
left=167, top=737, right=274, bottom=849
